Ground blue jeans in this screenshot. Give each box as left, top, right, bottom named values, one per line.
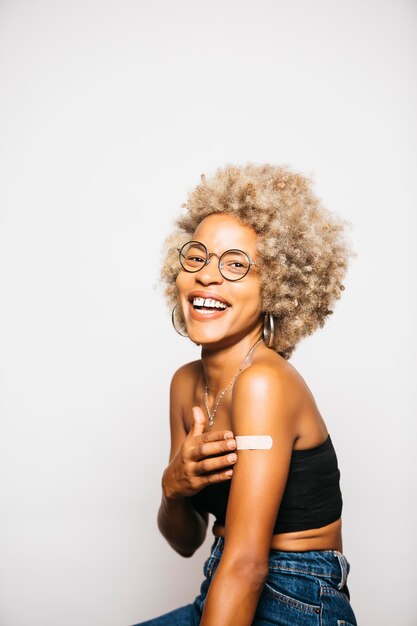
left=132, top=535, right=358, bottom=625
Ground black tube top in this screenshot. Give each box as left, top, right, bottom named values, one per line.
left=189, top=434, right=343, bottom=533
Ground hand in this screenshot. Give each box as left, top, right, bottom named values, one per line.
left=162, top=406, right=237, bottom=500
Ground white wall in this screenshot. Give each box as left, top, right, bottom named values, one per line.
left=0, top=1, right=416, bottom=625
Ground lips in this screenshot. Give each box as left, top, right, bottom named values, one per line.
left=187, top=291, right=231, bottom=307
left=188, top=301, right=229, bottom=321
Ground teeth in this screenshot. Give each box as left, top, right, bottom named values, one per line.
left=192, top=297, right=227, bottom=309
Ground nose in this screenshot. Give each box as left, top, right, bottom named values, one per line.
left=195, top=256, right=224, bottom=285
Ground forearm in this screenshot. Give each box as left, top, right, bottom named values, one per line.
left=200, top=560, right=267, bottom=626
left=157, top=468, right=207, bottom=557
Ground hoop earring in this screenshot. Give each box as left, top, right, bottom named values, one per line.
left=262, top=313, right=275, bottom=348
left=171, top=304, right=188, bottom=337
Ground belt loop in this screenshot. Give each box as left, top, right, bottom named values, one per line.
left=214, top=535, right=222, bottom=552
left=206, top=536, right=222, bottom=578
left=210, top=536, right=223, bottom=561
left=333, top=551, right=348, bottom=590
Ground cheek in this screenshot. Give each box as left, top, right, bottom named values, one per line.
left=253, top=285, right=264, bottom=314
left=175, top=271, right=193, bottom=301
left=235, top=283, right=263, bottom=315
left=251, top=278, right=263, bottom=312
left=251, top=295, right=263, bottom=315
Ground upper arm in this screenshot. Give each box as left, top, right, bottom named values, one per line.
left=221, top=364, right=302, bottom=569
left=168, top=365, right=189, bottom=464
left=168, top=362, right=209, bottom=526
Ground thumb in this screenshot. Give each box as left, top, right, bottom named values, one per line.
left=190, top=406, right=206, bottom=436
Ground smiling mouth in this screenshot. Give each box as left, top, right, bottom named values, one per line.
left=190, top=296, right=230, bottom=314
left=189, top=296, right=230, bottom=319
left=191, top=305, right=226, bottom=315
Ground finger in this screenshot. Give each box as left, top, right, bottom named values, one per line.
left=189, top=406, right=206, bottom=437
left=192, top=467, right=234, bottom=494
left=189, top=408, right=234, bottom=443
left=203, top=467, right=235, bottom=484
left=192, top=437, right=237, bottom=461
left=195, top=451, right=237, bottom=474
left=198, top=429, right=235, bottom=443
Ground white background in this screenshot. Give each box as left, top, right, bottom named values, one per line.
left=0, top=1, right=416, bottom=625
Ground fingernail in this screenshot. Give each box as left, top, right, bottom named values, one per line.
left=224, top=432, right=233, bottom=439
left=227, top=454, right=237, bottom=462
left=227, top=439, right=236, bottom=449
left=226, top=469, right=233, bottom=476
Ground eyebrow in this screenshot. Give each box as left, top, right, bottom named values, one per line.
left=194, top=242, right=252, bottom=255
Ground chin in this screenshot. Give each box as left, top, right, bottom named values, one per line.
left=187, top=326, right=226, bottom=347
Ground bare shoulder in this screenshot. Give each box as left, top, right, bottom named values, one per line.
left=232, top=350, right=325, bottom=444
left=170, top=359, right=202, bottom=389
left=234, top=352, right=306, bottom=410
left=170, top=360, right=202, bottom=416
left=169, top=360, right=202, bottom=443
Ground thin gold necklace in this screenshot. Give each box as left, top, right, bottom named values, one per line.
left=203, top=338, right=263, bottom=428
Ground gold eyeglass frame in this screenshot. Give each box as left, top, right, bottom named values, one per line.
left=177, top=240, right=258, bottom=282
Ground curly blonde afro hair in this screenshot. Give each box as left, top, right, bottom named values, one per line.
left=161, top=163, right=356, bottom=360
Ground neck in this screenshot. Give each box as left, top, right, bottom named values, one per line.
left=201, top=324, right=264, bottom=397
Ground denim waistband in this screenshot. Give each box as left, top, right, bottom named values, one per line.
left=208, top=535, right=350, bottom=590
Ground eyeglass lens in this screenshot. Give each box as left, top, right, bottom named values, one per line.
left=179, top=242, right=250, bottom=280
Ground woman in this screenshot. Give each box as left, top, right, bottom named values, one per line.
left=134, top=164, right=358, bottom=625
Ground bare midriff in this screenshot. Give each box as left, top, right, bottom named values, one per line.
left=212, top=517, right=343, bottom=552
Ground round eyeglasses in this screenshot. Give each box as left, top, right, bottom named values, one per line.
left=177, top=240, right=257, bottom=281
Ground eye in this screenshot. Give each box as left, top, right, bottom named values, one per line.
left=223, top=259, right=249, bottom=269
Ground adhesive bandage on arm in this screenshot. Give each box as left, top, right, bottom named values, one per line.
left=235, top=435, right=273, bottom=450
